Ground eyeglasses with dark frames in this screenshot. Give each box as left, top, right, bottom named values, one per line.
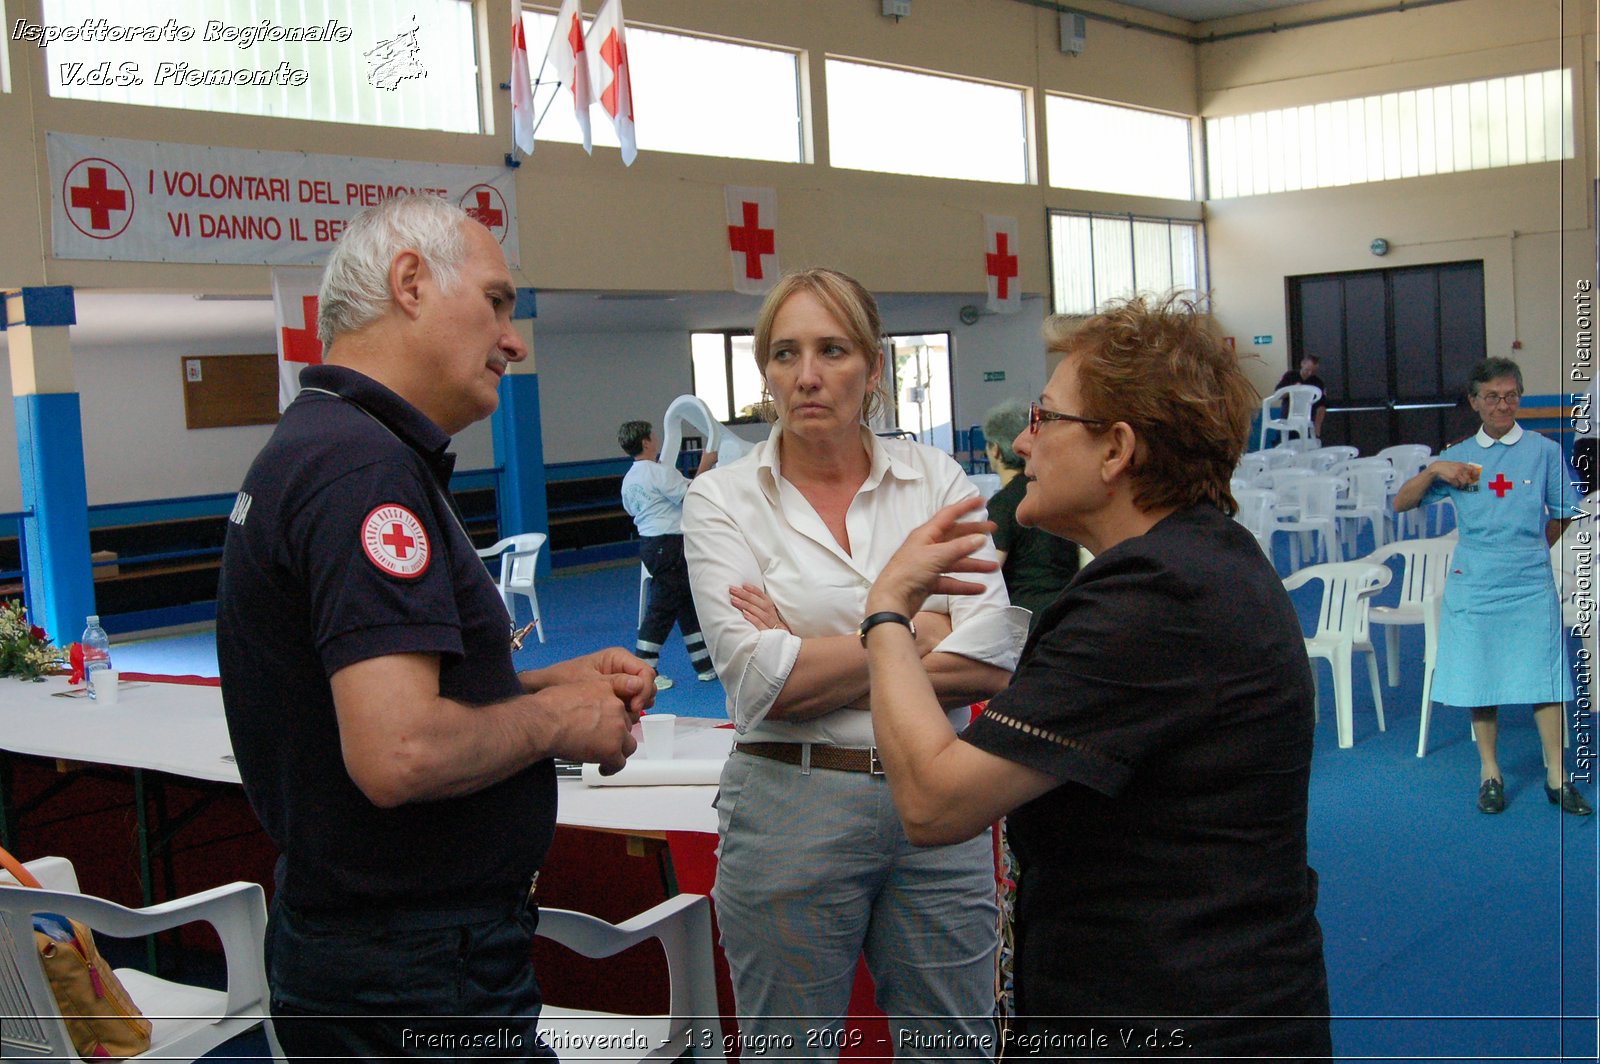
left=1029, top=400, right=1111, bottom=434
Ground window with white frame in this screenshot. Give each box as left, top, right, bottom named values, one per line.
left=1050, top=212, right=1206, bottom=316
left=39, top=0, right=479, bottom=132
left=692, top=332, right=765, bottom=422
left=1206, top=68, right=1574, bottom=199
left=1046, top=95, right=1195, bottom=200
left=826, top=59, right=1029, bottom=184
left=521, top=11, right=802, bottom=163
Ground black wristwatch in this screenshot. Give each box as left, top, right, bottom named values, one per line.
left=858, top=611, right=916, bottom=647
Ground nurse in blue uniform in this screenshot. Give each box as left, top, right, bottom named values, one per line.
left=1393, top=357, right=1591, bottom=816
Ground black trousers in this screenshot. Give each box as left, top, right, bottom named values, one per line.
left=638, top=534, right=703, bottom=647
left=266, top=894, right=556, bottom=1061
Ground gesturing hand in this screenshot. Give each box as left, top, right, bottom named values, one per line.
left=867, top=497, right=998, bottom=619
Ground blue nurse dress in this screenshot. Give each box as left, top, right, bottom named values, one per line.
left=1423, top=424, right=1582, bottom=708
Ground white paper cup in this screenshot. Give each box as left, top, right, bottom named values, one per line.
left=91, top=668, right=120, bottom=705
left=1464, top=462, right=1483, bottom=492
left=640, top=713, right=676, bottom=760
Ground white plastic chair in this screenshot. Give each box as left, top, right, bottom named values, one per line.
left=536, top=894, right=725, bottom=1064
left=477, top=533, right=547, bottom=642
left=1336, top=465, right=1394, bottom=557
left=1284, top=562, right=1390, bottom=749
left=0, top=855, right=281, bottom=1063
left=1365, top=537, right=1457, bottom=756
left=1271, top=476, right=1342, bottom=569
left=1235, top=453, right=1270, bottom=483
left=1232, top=487, right=1278, bottom=557
left=1378, top=445, right=1434, bottom=537
left=1259, top=384, right=1321, bottom=450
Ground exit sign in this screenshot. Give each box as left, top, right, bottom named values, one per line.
left=1252, top=335, right=1273, bottom=345
left=984, top=371, right=1006, bottom=382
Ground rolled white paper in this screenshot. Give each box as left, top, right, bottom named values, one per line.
left=581, top=759, right=726, bottom=787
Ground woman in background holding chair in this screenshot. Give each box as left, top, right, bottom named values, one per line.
left=683, top=268, right=1025, bottom=1058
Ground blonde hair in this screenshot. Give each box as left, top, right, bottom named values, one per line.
left=751, top=268, right=889, bottom=424
left=1045, top=293, right=1254, bottom=516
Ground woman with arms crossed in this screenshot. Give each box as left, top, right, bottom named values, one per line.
left=861, top=295, right=1332, bottom=1060
left=683, top=268, right=1025, bottom=1059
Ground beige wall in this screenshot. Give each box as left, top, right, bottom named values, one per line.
left=1198, top=0, right=1597, bottom=398
left=0, top=0, right=1594, bottom=509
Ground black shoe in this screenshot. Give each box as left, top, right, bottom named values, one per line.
left=1477, top=778, right=1505, bottom=814
left=1545, top=782, right=1594, bottom=816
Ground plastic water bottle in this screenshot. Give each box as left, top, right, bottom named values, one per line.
left=81, top=615, right=111, bottom=701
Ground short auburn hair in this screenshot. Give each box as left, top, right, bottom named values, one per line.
left=1046, top=293, right=1254, bottom=517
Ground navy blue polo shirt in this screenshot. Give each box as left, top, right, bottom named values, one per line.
left=217, top=365, right=553, bottom=913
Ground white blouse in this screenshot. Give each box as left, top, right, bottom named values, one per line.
left=683, top=423, right=1028, bottom=748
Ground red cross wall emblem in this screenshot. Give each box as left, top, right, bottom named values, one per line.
left=460, top=186, right=508, bottom=242
left=1488, top=473, right=1513, bottom=497
left=729, top=201, right=775, bottom=281
left=362, top=504, right=431, bottom=578
left=281, top=296, right=322, bottom=366
left=986, top=232, right=1018, bottom=301
left=63, top=157, right=135, bottom=240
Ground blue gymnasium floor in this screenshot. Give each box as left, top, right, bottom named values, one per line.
left=110, top=556, right=1599, bottom=1062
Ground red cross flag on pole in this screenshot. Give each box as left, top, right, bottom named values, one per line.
left=587, top=0, right=636, bottom=166
left=984, top=215, right=1020, bottom=315
left=543, top=0, right=594, bottom=154
left=510, top=15, right=536, bottom=157
left=725, top=186, right=778, bottom=295
left=273, top=267, right=324, bottom=411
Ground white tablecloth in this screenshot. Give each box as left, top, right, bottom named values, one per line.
left=0, top=675, right=723, bottom=834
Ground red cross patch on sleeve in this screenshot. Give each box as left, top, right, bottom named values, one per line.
left=361, top=504, right=431, bottom=578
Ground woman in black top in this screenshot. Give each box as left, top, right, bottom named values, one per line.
left=860, top=294, right=1332, bottom=1060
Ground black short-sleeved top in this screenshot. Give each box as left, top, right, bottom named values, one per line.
left=986, top=475, right=1080, bottom=627
left=964, top=503, right=1330, bottom=1054
left=217, top=365, right=552, bottom=913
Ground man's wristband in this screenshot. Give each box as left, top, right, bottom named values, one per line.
left=858, top=611, right=916, bottom=647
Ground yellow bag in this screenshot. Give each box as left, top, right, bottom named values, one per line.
left=1, top=846, right=153, bottom=1058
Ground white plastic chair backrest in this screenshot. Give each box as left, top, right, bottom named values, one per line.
left=1367, top=537, right=1456, bottom=609
left=1276, top=437, right=1318, bottom=454
left=1236, top=453, right=1270, bottom=480
left=1287, top=562, right=1391, bottom=642
left=1279, top=476, right=1341, bottom=520
left=1258, top=448, right=1302, bottom=470
left=1293, top=450, right=1344, bottom=474
left=1258, top=467, right=1315, bottom=491
left=1232, top=488, right=1276, bottom=535
left=1378, top=443, right=1432, bottom=475
left=658, top=395, right=723, bottom=472
left=1269, top=384, right=1322, bottom=419
left=1318, top=445, right=1360, bottom=463
left=484, top=533, right=547, bottom=595
left=1344, top=466, right=1393, bottom=505
left=1333, top=457, right=1394, bottom=483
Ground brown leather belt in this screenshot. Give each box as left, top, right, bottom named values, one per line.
left=734, top=741, right=884, bottom=776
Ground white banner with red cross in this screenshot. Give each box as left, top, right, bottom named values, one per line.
left=47, top=132, right=520, bottom=267
left=273, top=267, right=324, bottom=411
left=725, top=186, right=778, bottom=296
left=984, top=214, right=1020, bottom=315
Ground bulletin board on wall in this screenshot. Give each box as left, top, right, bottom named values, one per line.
left=179, top=354, right=279, bottom=429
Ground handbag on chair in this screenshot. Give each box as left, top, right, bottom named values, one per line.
left=0, top=844, right=153, bottom=1058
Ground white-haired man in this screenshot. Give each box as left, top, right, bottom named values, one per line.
left=218, top=194, right=653, bottom=1059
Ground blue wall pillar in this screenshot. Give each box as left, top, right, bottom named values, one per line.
left=3, top=287, right=94, bottom=645
left=491, top=288, right=551, bottom=576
